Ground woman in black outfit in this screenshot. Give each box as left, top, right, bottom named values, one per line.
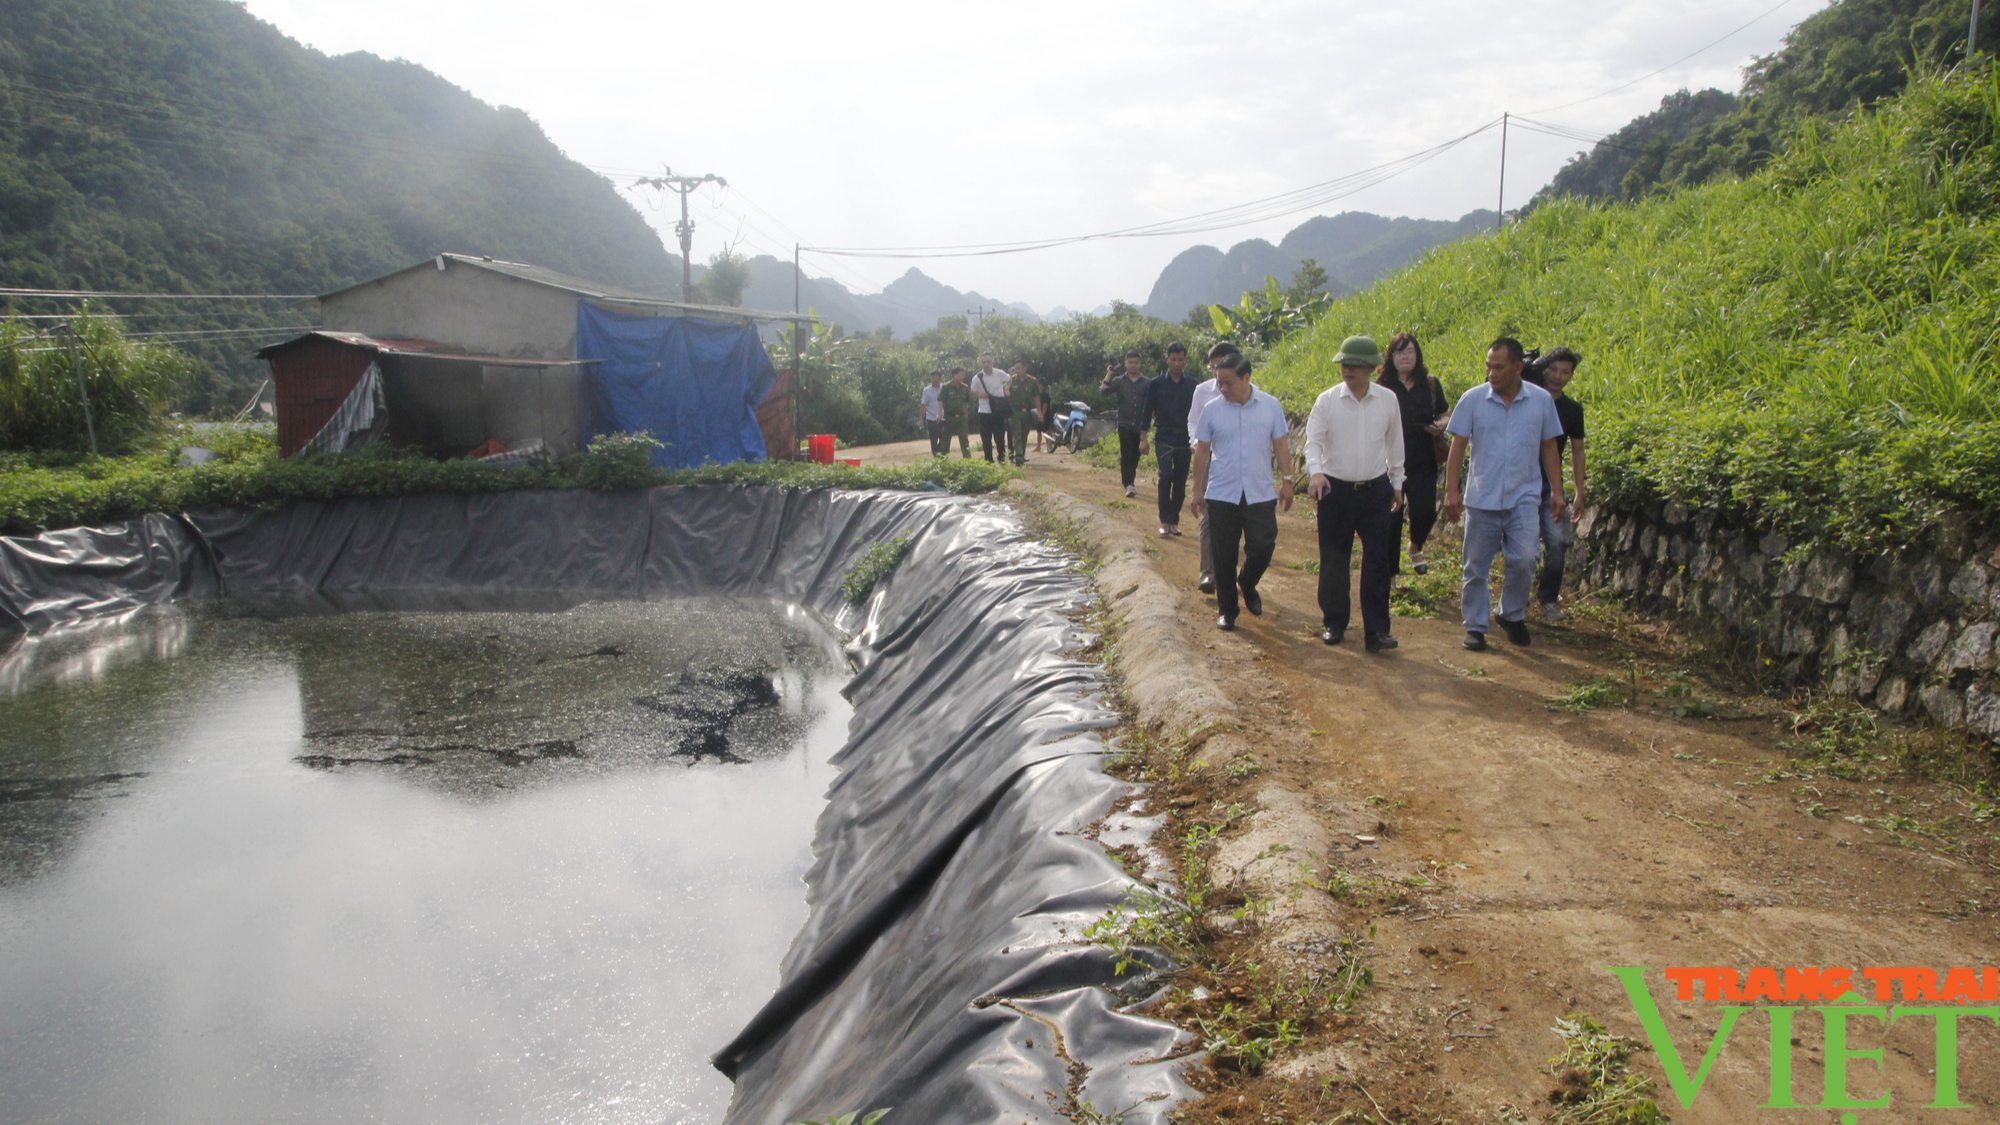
left=1376, top=332, right=1449, bottom=574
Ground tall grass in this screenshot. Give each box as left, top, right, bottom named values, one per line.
left=0, top=313, right=189, bottom=454
left=1262, top=64, right=2000, bottom=555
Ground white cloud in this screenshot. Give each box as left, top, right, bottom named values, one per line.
left=244, top=0, right=1828, bottom=312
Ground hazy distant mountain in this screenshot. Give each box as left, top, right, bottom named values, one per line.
left=740, top=257, right=1039, bottom=336
left=1141, top=209, right=1496, bottom=320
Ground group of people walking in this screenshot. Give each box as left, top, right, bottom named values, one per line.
left=920, top=353, right=1052, bottom=465
left=918, top=331, right=1587, bottom=654
left=1117, top=335, right=1585, bottom=653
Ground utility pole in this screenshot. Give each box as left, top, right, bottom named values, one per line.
left=1972, top=0, right=1983, bottom=57
left=633, top=167, right=727, bottom=302
left=967, top=305, right=991, bottom=327
left=1497, top=112, right=1509, bottom=229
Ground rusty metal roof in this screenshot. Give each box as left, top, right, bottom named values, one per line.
left=255, top=330, right=593, bottom=367
left=313, top=253, right=815, bottom=323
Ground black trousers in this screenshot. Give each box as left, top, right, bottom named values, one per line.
left=1156, top=442, right=1190, bottom=526
left=1206, top=497, right=1278, bottom=620
left=1389, top=467, right=1440, bottom=558
left=925, top=419, right=945, bottom=457
left=1317, top=476, right=1396, bottom=636
left=979, top=412, right=1009, bottom=462
left=1118, top=427, right=1143, bottom=487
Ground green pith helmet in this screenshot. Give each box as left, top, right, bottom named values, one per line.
left=1333, top=335, right=1384, bottom=368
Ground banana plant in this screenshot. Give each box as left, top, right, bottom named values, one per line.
left=1206, top=274, right=1333, bottom=349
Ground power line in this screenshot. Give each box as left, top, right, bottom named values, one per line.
left=120, top=326, right=303, bottom=341
left=0, top=286, right=313, bottom=300
left=1526, top=0, right=1799, bottom=115
left=804, top=119, right=1502, bottom=259
left=1509, top=116, right=1649, bottom=155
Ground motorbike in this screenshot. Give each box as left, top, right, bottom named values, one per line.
left=1053, top=401, right=1093, bottom=452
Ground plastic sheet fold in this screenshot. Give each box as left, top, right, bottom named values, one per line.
left=0, top=487, right=1192, bottom=1124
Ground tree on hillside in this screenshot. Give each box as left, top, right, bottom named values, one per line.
left=1541, top=0, right=1997, bottom=202
left=692, top=249, right=752, bottom=306
left=0, top=0, right=680, bottom=410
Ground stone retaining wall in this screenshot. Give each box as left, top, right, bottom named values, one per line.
left=1574, top=503, right=2000, bottom=739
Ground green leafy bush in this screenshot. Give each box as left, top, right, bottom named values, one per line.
left=0, top=315, right=188, bottom=454
left=1264, top=64, right=2000, bottom=556
left=574, top=431, right=664, bottom=490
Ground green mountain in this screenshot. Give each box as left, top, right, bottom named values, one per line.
left=0, top=0, right=681, bottom=411
left=1541, top=0, right=1995, bottom=203
left=1141, top=209, right=1495, bottom=321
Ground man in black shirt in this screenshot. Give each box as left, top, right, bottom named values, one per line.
left=1138, top=342, right=1197, bottom=536
left=1529, top=347, right=1587, bottom=619
left=1100, top=349, right=1150, bottom=497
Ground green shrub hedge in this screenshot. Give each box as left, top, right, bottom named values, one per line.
left=0, top=431, right=1010, bottom=537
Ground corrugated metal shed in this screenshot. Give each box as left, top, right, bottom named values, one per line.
left=259, top=331, right=588, bottom=457
left=316, top=254, right=815, bottom=324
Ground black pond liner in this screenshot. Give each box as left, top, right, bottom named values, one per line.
left=0, top=486, right=1194, bottom=1124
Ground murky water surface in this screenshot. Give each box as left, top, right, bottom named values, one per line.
left=0, top=596, right=851, bottom=1125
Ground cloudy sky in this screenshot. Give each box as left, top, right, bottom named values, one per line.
left=244, top=0, right=1826, bottom=313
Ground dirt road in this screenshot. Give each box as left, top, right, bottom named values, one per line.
left=855, top=438, right=2000, bottom=1123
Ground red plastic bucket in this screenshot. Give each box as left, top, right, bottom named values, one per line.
left=808, top=434, right=836, bottom=464
left=841, top=458, right=862, bottom=467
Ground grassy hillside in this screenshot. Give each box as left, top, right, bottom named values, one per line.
left=1263, top=66, right=2000, bottom=557
left=0, top=0, right=680, bottom=409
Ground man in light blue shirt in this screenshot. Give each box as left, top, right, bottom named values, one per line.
left=1443, top=337, right=1567, bottom=651
left=1189, top=345, right=1294, bottom=630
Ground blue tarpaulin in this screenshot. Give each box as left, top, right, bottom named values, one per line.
left=576, top=303, right=776, bottom=468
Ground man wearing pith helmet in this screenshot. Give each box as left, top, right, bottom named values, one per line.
left=1304, top=335, right=1406, bottom=653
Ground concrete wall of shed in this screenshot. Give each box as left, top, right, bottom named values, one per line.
left=320, top=264, right=579, bottom=360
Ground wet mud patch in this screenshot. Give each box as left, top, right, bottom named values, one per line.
left=269, top=599, right=834, bottom=794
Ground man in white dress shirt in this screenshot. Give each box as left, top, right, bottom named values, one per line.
left=1189, top=344, right=1294, bottom=630
left=920, top=370, right=945, bottom=457
left=1304, top=336, right=1406, bottom=652
left=1186, top=366, right=1225, bottom=593
left=970, top=351, right=1011, bottom=463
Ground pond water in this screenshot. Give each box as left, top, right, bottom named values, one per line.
left=0, top=596, right=852, bottom=1125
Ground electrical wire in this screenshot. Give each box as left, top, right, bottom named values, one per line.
left=1525, top=0, right=1799, bottom=115
left=1508, top=116, right=1649, bottom=155
left=0, top=286, right=313, bottom=300
left=804, top=119, right=1502, bottom=259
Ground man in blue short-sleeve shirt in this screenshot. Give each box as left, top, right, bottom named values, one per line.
left=1190, top=345, right=1294, bottom=630
left=1443, top=337, right=1566, bottom=651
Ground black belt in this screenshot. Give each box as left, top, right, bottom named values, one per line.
left=1329, top=475, right=1389, bottom=490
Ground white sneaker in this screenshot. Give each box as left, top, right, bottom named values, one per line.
left=1125, top=485, right=1137, bottom=498
left=1541, top=601, right=1566, bottom=622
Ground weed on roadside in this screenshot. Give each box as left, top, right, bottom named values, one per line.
left=1390, top=551, right=1455, bottom=617
left=1084, top=887, right=1193, bottom=976
left=1019, top=493, right=1101, bottom=575
left=788, top=1111, right=890, bottom=1125
left=1549, top=675, right=1630, bottom=713
left=1543, top=1014, right=1667, bottom=1124
left=840, top=533, right=914, bottom=605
